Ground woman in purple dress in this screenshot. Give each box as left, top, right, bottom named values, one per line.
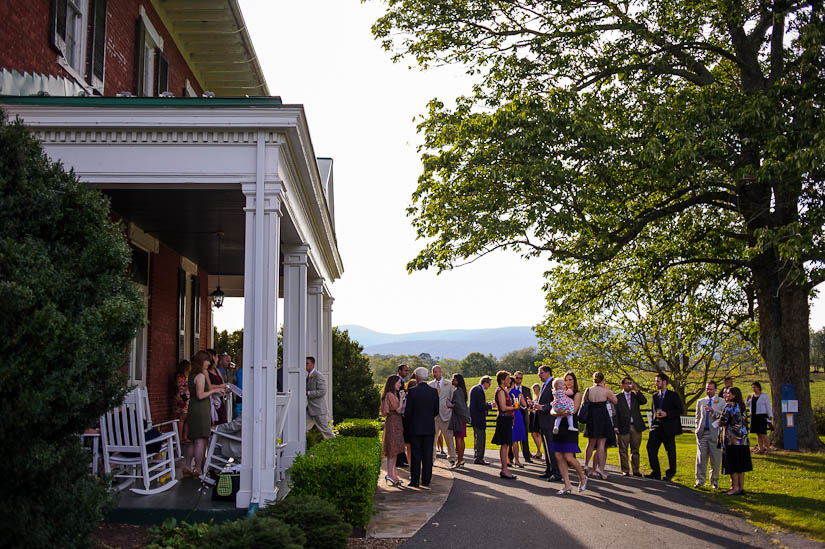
left=509, top=373, right=528, bottom=468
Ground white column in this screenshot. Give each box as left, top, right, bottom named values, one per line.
left=323, top=295, right=334, bottom=419
left=237, top=135, right=282, bottom=508
left=282, top=245, right=308, bottom=466
left=306, top=279, right=325, bottom=420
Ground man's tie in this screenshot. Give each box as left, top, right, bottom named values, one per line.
left=626, top=392, right=632, bottom=422
left=704, top=398, right=712, bottom=429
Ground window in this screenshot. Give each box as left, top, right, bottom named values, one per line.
left=191, top=275, right=201, bottom=352
left=135, top=6, right=166, bottom=97
left=128, top=245, right=150, bottom=386
left=51, top=0, right=88, bottom=77
left=177, top=268, right=186, bottom=362
left=51, top=0, right=107, bottom=94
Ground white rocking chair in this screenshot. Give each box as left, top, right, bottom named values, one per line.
left=140, top=388, right=182, bottom=460
left=202, top=390, right=292, bottom=485
left=100, top=387, right=178, bottom=495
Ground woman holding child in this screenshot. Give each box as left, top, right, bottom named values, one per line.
left=548, top=371, right=587, bottom=494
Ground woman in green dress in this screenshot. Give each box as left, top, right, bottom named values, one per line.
left=186, top=350, right=225, bottom=478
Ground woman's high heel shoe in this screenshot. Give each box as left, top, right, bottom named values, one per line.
left=557, top=485, right=572, bottom=495
left=578, top=476, right=588, bottom=492
left=385, top=475, right=403, bottom=486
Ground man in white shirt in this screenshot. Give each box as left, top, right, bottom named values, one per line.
left=695, top=381, right=725, bottom=488
left=429, top=365, right=456, bottom=465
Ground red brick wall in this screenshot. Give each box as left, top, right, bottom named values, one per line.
left=0, top=1, right=203, bottom=97
left=145, top=242, right=179, bottom=423
left=198, top=266, right=210, bottom=351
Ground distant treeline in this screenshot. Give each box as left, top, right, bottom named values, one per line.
left=368, top=347, right=544, bottom=382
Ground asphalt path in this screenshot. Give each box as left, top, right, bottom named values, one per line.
left=401, top=457, right=776, bottom=549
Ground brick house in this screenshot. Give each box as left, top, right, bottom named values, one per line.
left=1, top=1, right=342, bottom=507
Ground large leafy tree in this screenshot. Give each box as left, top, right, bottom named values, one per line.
left=371, top=0, right=825, bottom=449
left=332, top=328, right=381, bottom=422
left=0, top=112, right=144, bottom=546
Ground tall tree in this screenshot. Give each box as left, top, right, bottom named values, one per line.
left=0, top=112, right=144, bottom=546
left=332, top=328, right=381, bottom=423
left=372, top=0, right=825, bottom=449
left=460, top=351, right=499, bottom=377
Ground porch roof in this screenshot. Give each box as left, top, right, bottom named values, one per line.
left=0, top=96, right=283, bottom=108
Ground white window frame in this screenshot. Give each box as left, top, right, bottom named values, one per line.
left=56, top=0, right=91, bottom=91
left=138, top=5, right=164, bottom=97
left=128, top=285, right=149, bottom=387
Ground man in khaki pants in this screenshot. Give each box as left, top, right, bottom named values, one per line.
left=306, top=356, right=334, bottom=439
left=695, top=381, right=725, bottom=488
left=429, top=365, right=456, bottom=465
left=613, top=377, right=647, bottom=476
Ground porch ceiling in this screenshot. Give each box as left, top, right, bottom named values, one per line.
left=105, top=188, right=308, bottom=280
left=152, top=0, right=269, bottom=97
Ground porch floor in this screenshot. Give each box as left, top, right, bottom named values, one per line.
left=105, top=468, right=245, bottom=525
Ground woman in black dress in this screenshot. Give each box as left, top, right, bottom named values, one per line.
left=549, top=371, right=587, bottom=494
left=746, top=381, right=772, bottom=454
left=720, top=387, right=753, bottom=495
left=491, top=370, right=518, bottom=479
left=583, top=371, right=619, bottom=480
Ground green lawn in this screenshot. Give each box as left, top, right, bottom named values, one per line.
left=451, top=371, right=825, bottom=542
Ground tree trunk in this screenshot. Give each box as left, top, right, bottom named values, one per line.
left=754, top=276, right=824, bottom=451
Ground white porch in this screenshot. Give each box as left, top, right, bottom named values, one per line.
left=2, top=96, right=343, bottom=508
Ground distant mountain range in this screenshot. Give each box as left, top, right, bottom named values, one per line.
left=338, top=325, right=539, bottom=359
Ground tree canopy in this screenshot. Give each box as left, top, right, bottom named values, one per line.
left=332, top=328, right=381, bottom=422
left=371, top=0, right=825, bottom=448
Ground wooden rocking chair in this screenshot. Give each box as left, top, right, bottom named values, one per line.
left=100, top=387, right=178, bottom=495
left=140, top=388, right=182, bottom=460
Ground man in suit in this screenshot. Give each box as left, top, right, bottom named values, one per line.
left=645, top=372, right=683, bottom=480
left=532, top=365, right=562, bottom=482
left=305, top=356, right=334, bottom=439
left=406, top=366, right=440, bottom=487
left=694, top=380, right=725, bottom=488
left=614, top=377, right=647, bottom=477
left=469, top=375, right=493, bottom=465
left=429, top=365, right=456, bottom=465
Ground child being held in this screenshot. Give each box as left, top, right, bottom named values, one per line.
left=552, top=377, right=578, bottom=434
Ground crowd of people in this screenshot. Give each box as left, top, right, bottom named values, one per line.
left=379, top=365, right=765, bottom=496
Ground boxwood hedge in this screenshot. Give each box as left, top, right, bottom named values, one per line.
left=289, top=435, right=382, bottom=528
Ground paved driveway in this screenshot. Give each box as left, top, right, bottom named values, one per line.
left=401, top=458, right=775, bottom=548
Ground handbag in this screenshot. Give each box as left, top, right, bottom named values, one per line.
left=577, top=388, right=591, bottom=424
left=212, top=472, right=240, bottom=501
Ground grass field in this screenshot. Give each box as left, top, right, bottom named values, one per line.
left=447, top=371, right=825, bottom=542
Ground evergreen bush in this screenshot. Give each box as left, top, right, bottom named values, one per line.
left=199, top=516, right=305, bottom=549
left=335, top=418, right=382, bottom=438
left=289, top=436, right=382, bottom=528
left=0, top=112, right=143, bottom=547
left=332, top=328, right=380, bottom=423
left=257, top=494, right=350, bottom=549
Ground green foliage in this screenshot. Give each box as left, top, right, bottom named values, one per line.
left=0, top=112, right=144, bottom=547
left=305, top=426, right=324, bottom=451
left=332, top=328, right=380, bottom=423
left=290, top=435, right=382, bottom=528
left=257, top=494, right=350, bottom=549
left=812, top=328, right=825, bottom=373
left=460, top=351, right=498, bottom=377
left=371, top=0, right=825, bottom=450
left=335, top=418, right=382, bottom=438
left=498, top=347, right=542, bottom=374
left=147, top=517, right=211, bottom=549
left=214, top=328, right=243, bottom=361
left=199, top=516, right=305, bottom=549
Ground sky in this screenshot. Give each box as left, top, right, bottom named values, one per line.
left=214, top=0, right=825, bottom=335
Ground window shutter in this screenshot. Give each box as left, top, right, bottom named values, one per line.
left=88, top=0, right=107, bottom=90
left=177, top=268, right=186, bottom=362
left=134, top=17, right=146, bottom=95
left=156, top=52, right=169, bottom=95
left=191, top=275, right=201, bottom=352
left=50, top=0, right=68, bottom=57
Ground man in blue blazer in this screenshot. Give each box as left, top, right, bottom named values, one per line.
left=405, top=367, right=440, bottom=487
left=469, top=376, right=493, bottom=464
left=646, top=372, right=684, bottom=480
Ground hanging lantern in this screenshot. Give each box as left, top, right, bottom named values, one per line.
left=210, top=286, right=225, bottom=308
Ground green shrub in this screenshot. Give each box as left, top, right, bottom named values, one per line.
left=290, top=436, right=382, bottom=528
left=306, top=426, right=324, bottom=450
left=146, top=517, right=211, bottom=549
left=335, top=418, right=382, bottom=438
left=199, top=516, right=305, bottom=549
left=814, top=404, right=825, bottom=436
left=0, top=112, right=144, bottom=547
left=258, top=494, right=350, bottom=549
